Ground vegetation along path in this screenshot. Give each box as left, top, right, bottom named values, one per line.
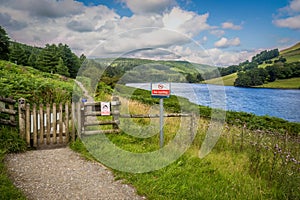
left=5, top=147, right=145, bottom=200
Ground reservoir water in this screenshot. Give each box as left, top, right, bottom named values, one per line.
left=126, top=83, right=300, bottom=122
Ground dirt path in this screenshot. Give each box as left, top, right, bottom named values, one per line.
left=5, top=147, right=145, bottom=200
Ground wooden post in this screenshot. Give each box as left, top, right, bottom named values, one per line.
left=8, top=104, right=15, bottom=125
left=33, top=104, right=37, bottom=148
left=71, top=102, right=75, bottom=142
left=25, top=103, right=30, bottom=147
left=77, top=102, right=82, bottom=137
left=39, top=104, right=44, bottom=145
left=59, top=103, right=63, bottom=144
left=18, top=98, right=26, bottom=139
left=112, top=96, right=120, bottom=131
left=65, top=102, right=69, bottom=143
left=52, top=103, right=57, bottom=144
left=190, top=113, right=195, bottom=142
left=46, top=103, right=51, bottom=145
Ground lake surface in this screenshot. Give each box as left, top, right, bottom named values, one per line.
left=126, top=83, right=300, bottom=122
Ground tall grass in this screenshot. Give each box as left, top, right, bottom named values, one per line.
left=0, top=126, right=27, bottom=200
left=71, top=94, right=300, bottom=199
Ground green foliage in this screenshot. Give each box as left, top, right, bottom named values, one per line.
left=6, top=38, right=81, bottom=78
left=0, top=60, right=74, bottom=104
left=235, top=61, right=300, bottom=87
left=0, top=126, right=27, bottom=199
left=0, top=126, right=27, bottom=153
left=251, top=49, right=279, bottom=63
left=0, top=26, right=10, bottom=61
left=234, top=68, right=268, bottom=87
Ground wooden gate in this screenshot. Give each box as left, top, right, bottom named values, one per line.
left=76, top=96, right=121, bottom=136
left=18, top=98, right=73, bottom=148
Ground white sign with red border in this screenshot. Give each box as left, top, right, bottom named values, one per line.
left=101, top=102, right=111, bottom=116
left=151, top=83, right=171, bottom=98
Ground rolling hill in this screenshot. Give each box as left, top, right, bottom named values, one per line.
left=205, top=42, right=300, bottom=88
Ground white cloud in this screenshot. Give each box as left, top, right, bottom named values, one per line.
left=221, top=22, right=242, bottom=30
left=210, top=29, right=225, bottom=37
left=274, top=0, right=300, bottom=30
left=162, top=7, right=210, bottom=37
left=290, top=0, right=300, bottom=12
left=214, top=37, right=241, bottom=48
left=273, top=15, right=300, bottom=29
left=122, top=0, right=175, bottom=14
left=0, top=0, right=251, bottom=66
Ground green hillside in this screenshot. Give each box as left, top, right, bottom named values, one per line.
left=204, top=73, right=237, bottom=86
left=204, top=42, right=300, bottom=88
left=255, top=77, right=300, bottom=89
left=0, top=60, right=75, bottom=104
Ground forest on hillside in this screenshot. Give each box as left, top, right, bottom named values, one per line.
left=0, top=25, right=85, bottom=78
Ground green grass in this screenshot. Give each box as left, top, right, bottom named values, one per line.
left=0, top=126, right=27, bottom=200
left=203, top=73, right=237, bottom=86
left=70, top=88, right=300, bottom=199
left=0, top=60, right=76, bottom=104
left=255, top=77, right=300, bottom=89
left=71, top=117, right=300, bottom=199
left=280, top=42, right=300, bottom=54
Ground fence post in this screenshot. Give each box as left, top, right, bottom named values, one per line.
left=25, top=103, right=30, bottom=147
left=39, top=104, right=44, bottom=145
left=52, top=103, right=57, bottom=144
left=18, top=98, right=26, bottom=139
left=65, top=102, right=69, bottom=143
left=112, top=96, right=120, bottom=131
left=77, top=102, right=82, bottom=137
left=59, top=103, right=63, bottom=144
left=33, top=104, right=37, bottom=148
left=46, top=103, right=51, bottom=145
left=71, top=102, right=76, bottom=142
left=190, top=113, right=195, bottom=141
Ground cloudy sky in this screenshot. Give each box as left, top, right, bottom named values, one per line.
left=1, top=0, right=300, bottom=66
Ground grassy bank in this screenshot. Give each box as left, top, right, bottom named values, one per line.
left=203, top=73, right=237, bottom=86
left=255, top=77, right=300, bottom=89
left=71, top=85, right=300, bottom=199
left=0, top=126, right=27, bottom=200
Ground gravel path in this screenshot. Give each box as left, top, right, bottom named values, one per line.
left=5, top=147, right=145, bottom=200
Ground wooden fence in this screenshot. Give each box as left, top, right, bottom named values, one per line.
left=78, top=96, right=196, bottom=137
left=1, top=95, right=196, bottom=148
left=77, top=96, right=121, bottom=135
left=18, top=99, right=73, bottom=148
left=0, top=96, right=17, bottom=126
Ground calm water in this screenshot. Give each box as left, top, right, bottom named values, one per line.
left=126, top=83, right=300, bottom=122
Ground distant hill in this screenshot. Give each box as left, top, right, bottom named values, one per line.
left=90, top=57, right=217, bottom=84
left=205, top=42, right=300, bottom=88
left=281, top=42, right=300, bottom=54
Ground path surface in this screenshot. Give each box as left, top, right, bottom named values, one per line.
left=5, top=147, right=145, bottom=200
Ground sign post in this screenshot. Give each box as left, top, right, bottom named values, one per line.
left=151, top=83, right=171, bottom=148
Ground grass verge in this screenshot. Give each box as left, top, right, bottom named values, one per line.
left=70, top=95, right=300, bottom=199
left=0, top=126, right=27, bottom=200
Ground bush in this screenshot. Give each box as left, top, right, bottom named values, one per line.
left=0, top=126, right=27, bottom=153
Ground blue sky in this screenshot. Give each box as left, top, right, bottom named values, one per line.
left=0, top=0, right=299, bottom=66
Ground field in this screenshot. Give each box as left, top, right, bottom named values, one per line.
left=72, top=95, right=300, bottom=200
left=256, top=77, right=300, bottom=89
left=203, top=73, right=237, bottom=86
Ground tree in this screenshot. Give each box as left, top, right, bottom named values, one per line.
left=36, top=44, right=60, bottom=73
left=9, top=43, right=27, bottom=65
left=0, top=26, right=10, bottom=60
left=57, top=43, right=80, bottom=78
left=56, top=57, right=70, bottom=77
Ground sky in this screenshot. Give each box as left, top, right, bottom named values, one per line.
left=0, top=0, right=300, bottom=66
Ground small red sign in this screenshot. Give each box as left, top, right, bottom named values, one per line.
left=151, top=83, right=171, bottom=98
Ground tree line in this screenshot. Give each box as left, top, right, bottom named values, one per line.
left=0, top=25, right=84, bottom=78
left=234, top=61, right=300, bottom=87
